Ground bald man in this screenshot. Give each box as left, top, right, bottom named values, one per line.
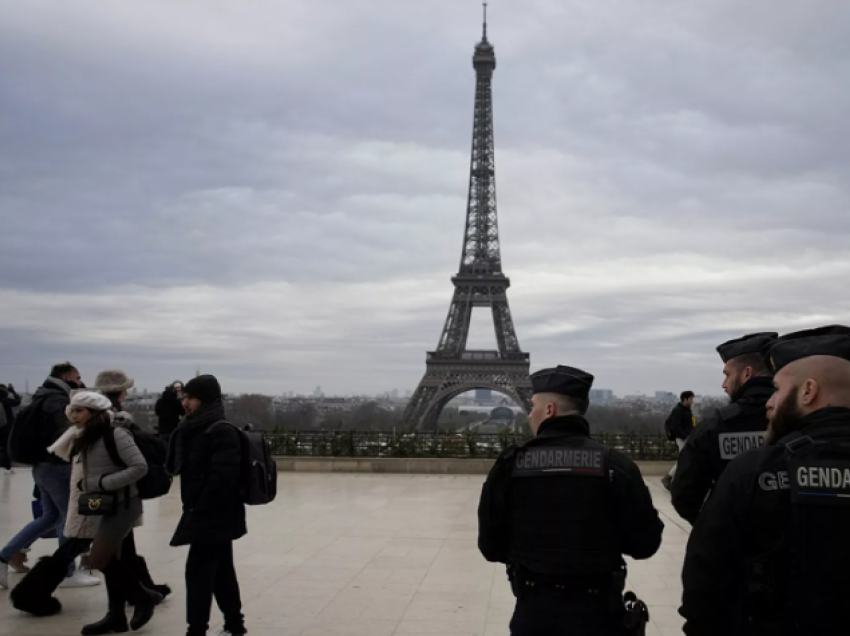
left=679, top=325, right=850, bottom=636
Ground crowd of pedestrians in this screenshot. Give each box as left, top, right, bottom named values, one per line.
left=0, top=366, right=246, bottom=636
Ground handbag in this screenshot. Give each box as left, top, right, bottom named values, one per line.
left=76, top=478, right=116, bottom=516
left=77, top=491, right=116, bottom=516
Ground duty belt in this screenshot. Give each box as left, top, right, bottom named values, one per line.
left=519, top=579, right=607, bottom=596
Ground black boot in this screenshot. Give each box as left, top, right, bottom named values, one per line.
left=81, top=613, right=129, bottom=635
left=81, top=567, right=128, bottom=635
left=10, top=555, right=67, bottom=616
left=129, top=589, right=160, bottom=631
left=101, top=558, right=160, bottom=631
left=130, top=556, right=170, bottom=604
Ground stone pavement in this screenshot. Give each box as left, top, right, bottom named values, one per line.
left=0, top=469, right=689, bottom=636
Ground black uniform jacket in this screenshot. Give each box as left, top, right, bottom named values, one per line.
left=672, top=377, right=774, bottom=524
left=680, top=407, right=850, bottom=636
left=477, top=415, right=664, bottom=568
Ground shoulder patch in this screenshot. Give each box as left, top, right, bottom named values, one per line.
left=789, top=459, right=850, bottom=506
left=512, top=446, right=606, bottom=477
left=719, top=431, right=766, bottom=460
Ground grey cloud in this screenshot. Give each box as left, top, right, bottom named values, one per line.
left=1, top=0, right=849, bottom=396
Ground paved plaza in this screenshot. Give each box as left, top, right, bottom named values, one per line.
left=0, top=469, right=689, bottom=636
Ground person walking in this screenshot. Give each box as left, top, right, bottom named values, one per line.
left=154, top=382, right=184, bottom=446
left=167, top=374, right=247, bottom=636
left=0, top=383, right=22, bottom=472
left=661, top=390, right=697, bottom=490
left=9, top=371, right=170, bottom=622
left=478, top=365, right=663, bottom=635
left=1, top=363, right=99, bottom=589
left=56, top=390, right=160, bottom=632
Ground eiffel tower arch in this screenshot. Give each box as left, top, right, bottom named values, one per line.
left=403, top=9, right=532, bottom=431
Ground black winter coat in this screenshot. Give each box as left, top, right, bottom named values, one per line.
left=0, top=387, right=21, bottom=468
left=666, top=402, right=696, bottom=441
left=10, top=378, right=72, bottom=465
left=168, top=404, right=246, bottom=546
left=154, top=389, right=184, bottom=435
left=671, top=377, right=773, bottom=524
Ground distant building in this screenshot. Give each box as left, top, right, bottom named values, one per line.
left=589, top=388, right=615, bottom=405
left=654, top=391, right=676, bottom=404
left=475, top=388, right=493, bottom=402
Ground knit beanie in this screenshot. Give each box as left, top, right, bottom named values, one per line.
left=94, top=369, right=134, bottom=393
left=66, top=390, right=113, bottom=418
left=183, top=374, right=222, bottom=403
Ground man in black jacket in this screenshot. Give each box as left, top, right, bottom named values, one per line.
left=1, top=363, right=99, bottom=589
left=167, top=374, right=246, bottom=636
left=478, top=365, right=663, bottom=635
left=0, top=383, right=22, bottom=471
left=681, top=325, right=850, bottom=635
left=661, top=391, right=696, bottom=490
left=672, top=332, right=776, bottom=524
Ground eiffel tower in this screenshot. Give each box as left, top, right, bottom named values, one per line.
left=403, top=7, right=532, bottom=430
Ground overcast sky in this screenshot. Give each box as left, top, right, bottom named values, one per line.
left=1, top=0, right=848, bottom=398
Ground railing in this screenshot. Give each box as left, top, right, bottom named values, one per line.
left=265, top=431, right=678, bottom=461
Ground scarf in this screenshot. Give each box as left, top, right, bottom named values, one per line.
left=47, top=425, right=82, bottom=462
left=166, top=400, right=227, bottom=476
left=44, top=376, right=73, bottom=395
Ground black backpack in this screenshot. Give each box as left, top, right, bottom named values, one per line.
left=104, top=425, right=172, bottom=500
left=209, top=422, right=277, bottom=506
left=8, top=396, right=49, bottom=465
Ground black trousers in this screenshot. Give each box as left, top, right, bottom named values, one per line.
left=186, top=541, right=244, bottom=636
left=510, top=590, right=626, bottom=636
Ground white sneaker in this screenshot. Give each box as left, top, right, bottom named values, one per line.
left=58, top=570, right=101, bottom=588
left=0, top=559, right=8, bottom=589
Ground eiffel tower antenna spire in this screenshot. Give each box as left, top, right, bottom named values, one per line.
left=402, top=11, right=532, bottom=430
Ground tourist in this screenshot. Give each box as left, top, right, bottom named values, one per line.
left=60, top=389, right=159, bottom=631
left=0, top=363, right=99, bottom=589
left=167, top=374, right=247, bottom=636
left=154, top=381, right=184, bottom=446
left=0, top=383, right=22, bottom=473
left=661, top=390, right=697, bottom=490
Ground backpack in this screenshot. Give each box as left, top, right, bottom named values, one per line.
left=209, top=422, right=277, bottom=506
left=663, top=412, right=676, bottom=442
left=103, top=425, right=172, bottom=500
left=8, top=397, right=48, bottom=465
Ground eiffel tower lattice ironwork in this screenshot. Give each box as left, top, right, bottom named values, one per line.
left=403, top=9, right=532, bottom=430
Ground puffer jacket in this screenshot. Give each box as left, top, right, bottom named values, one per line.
left=64, top=427, right=148, bottom=539
left=167, top=402, right=246, bottom=546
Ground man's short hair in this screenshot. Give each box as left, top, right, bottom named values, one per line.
left=731, top=353, right=772, bottom=376
left=680, top=391, right=695, bottom=402
left=551, top=393, right=590, bottom=416
left=50, top=362, right=77, bottom=379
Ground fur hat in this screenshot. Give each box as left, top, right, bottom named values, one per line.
left=66, top=390, right=113, bottom=417
left=94, top=369, right=134, bottom=393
